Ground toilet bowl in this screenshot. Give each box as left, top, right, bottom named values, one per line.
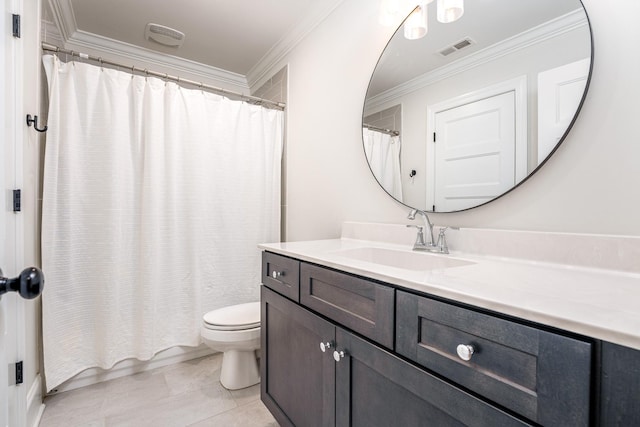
left=201, top=301, right=261, bottom=390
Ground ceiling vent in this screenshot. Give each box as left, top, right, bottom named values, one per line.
left=145, top=23, right=185, bottom=48
left=438, top=37, right=475, bottom=57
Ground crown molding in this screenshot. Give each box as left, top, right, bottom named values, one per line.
left=365, top=9, right=589, bottom=113
left=67, top=29, right=248, bottom=88
left=41, top=19, right=64, bottom=46
left=46, top=0, right=249, bottom=90
left=246, top=0, right=345, bottom=91
left=46, top=0, right=78, bottom=41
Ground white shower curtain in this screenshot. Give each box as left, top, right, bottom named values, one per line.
left=363, top=128, right=403, bottom=201
left=41, top=55, right=283, bottom=391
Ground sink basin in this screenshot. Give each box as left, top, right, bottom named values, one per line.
left=332, top=247, right=475, bottom=271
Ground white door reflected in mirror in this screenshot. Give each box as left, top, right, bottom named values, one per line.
left=433, top=91, right=516, bottom=212
left=538, top=58, right=590, bottom=163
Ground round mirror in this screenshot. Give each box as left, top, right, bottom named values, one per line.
left=363, top=0, right=592, bottom=212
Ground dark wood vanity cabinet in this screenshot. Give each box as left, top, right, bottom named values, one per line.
left=262, top=286, right=528, bottom=427
left=261, top=286, right=335, bottom=427
left=260, top=251, right=640, bottom=426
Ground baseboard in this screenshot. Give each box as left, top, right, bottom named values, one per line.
left=27, top=374, right=46, bottom=427
left=47, top=345, right=216, bottom=395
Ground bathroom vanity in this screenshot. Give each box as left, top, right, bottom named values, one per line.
left=259, top=223, right=640, bottom=426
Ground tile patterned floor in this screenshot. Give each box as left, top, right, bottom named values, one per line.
left=39, top=354, right=278, bottom=427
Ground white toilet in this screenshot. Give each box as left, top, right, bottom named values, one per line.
left=201, top=301, right=261, bottom=390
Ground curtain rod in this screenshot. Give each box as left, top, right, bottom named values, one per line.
left=41, top=42, right=285, bottom=111
left=363, top=123, right=400, bottom=136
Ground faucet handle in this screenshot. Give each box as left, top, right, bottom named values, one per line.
left=436, top=226, right=458, bottom=254
left=406, top=224, right=425, bottom=246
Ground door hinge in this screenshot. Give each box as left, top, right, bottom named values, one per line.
left=12, top=14, right=20, bottom=38
left=13, top=189, right=21, bottom=212
left=433, top=132, right=436, bottom=142
left=432, top=204, right=436, bottom=212
left=15, top=361, right=23, bottom=385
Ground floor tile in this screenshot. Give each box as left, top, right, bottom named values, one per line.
left=188, top=399, right=278, bottom=427
left=40, top=354, right=277, bottom=427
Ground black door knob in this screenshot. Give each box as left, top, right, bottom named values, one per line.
left=0, top=267, right=45, bottom=299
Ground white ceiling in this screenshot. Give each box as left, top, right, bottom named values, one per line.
left=46, top=0, right=342, bottom=81
left=45, top=0, right=588, bottom=93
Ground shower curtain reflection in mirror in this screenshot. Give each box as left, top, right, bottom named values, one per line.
left=40, top=55, right=283, bottom=392
left=363, top=128, right=403, bottom=202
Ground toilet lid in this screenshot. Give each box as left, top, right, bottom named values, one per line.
left=203, top=301, right=260, bottom=331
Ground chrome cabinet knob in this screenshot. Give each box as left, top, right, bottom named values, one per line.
left=333, top=350, right=346, bottom=362
left=320, top=341, right=333, bottom=353
left=456, top=344, right=475, bottom=361
left=271, top=270, right=283, bottom=279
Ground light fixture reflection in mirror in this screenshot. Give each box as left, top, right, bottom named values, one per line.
left=437, top=0, right=464, bottom=23
left=364, top=0, right=592, bottom=213
left=404, top=4, right=429, bottom=40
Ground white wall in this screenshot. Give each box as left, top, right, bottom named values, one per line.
left=272, top=0, right=640, bottom=240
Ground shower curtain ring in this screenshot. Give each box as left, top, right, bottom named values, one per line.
left=98, top=57, right=103, bottom=70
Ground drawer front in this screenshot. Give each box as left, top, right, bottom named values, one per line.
left=300, top=263, right=394, bottom=349
left=335, top=327, right=532, bottom=427
left=396, top=291, right=592, bottom=426
left=262, top=252, right=300, bottom=302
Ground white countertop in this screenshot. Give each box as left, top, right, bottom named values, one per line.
left=259, top=235, right=640, bottom=351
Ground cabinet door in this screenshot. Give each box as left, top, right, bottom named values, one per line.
left=601, top=342, right=640, bottom=425
left=334, top=328, right=531, bottom=427
left=261, top=286, right=336, bottom=427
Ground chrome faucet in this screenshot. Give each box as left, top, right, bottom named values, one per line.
left=407, top=209, right=458, bottom=254
left=406, top=209, right=437, bottom=251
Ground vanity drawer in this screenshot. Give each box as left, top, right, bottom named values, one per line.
left=262, top=252, right=300, bottom=302
left=300, top=263, right=394, bottom=349
left=396, top=291, right=592, bottom=426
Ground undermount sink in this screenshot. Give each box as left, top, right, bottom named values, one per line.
left=332, top=247, right=475, bottom=271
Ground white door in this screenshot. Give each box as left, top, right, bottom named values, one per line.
left=537, top=58, right=590, bottom=163
left=433, top=91, right=516, bottom=212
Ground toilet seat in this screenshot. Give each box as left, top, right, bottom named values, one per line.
left=203, top=301, right=260, bottom=331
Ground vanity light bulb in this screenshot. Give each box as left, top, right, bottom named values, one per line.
left=404, top=4, right=428, bottom=40
left=437, top=0, right=464, bottom=23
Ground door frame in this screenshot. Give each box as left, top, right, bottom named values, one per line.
left=2, top=0, right=28, bottom=425
left=425, top=76, right=528, bottom=210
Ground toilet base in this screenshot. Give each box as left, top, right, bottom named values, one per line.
left=220, top=349, right=260, bottom=390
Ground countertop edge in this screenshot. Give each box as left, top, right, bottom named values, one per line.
left=259, top=240, right=640, bottom=351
